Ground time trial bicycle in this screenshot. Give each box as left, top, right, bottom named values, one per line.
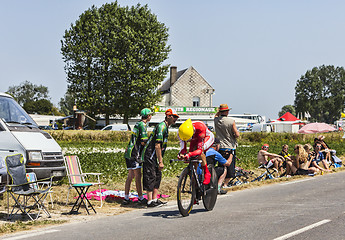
left=170, top=157, right=218, bottom=217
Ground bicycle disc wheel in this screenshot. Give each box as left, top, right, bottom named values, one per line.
left=177, top=167, right=195, bottom=217
left=202, top=165, right=218, bottom=211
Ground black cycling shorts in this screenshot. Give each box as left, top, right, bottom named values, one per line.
left=125, top=157, right=142, bottom=170
left=219, top=149, right=236, bottom=178
left=143, top=159, right=162, bottom=191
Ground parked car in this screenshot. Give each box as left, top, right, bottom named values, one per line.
left=38, top=125, right=54, bottom=130
left=101, top=124, right=130, bottom=131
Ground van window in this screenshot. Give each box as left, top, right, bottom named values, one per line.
left=103, top=126, right=112, bottom=130
left=0, top=96, right=37, bottom=126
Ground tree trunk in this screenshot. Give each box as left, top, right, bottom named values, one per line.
left=123, top=113, right=128, bottom=124
left=106, top=112, right=110, bottom=126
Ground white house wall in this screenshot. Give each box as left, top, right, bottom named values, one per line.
left=170, top=67, right=214, bottom=107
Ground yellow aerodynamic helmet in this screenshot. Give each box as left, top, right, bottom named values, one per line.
left=178, top=118, right=194, bottom=141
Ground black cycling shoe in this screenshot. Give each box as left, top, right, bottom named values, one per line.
left=147, top=201, right=161, bottom=208
left=122, top=199, right=131, bottom=205
left=138, top=198, right=148, bottom=205
left=156, top=199, right=167, bottom=205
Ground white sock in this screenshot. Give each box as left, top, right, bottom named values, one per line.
left=153, top=198, right=158, bottom=202
left=147, top=200, right=152, bottom=204
left=124, top=195, right=129, bottom=200
left=139, top=196, right=144, bottom=200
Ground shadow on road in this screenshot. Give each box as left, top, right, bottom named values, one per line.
left=143, top=208, right=207, bottom=219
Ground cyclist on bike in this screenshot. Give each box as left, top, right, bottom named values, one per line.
left=177, top=118, right=214, bottom=185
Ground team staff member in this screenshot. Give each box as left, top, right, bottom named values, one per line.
left=142, top=108, right=179, bottom=208
left=205, top=138, right=232, bottom=194
left=214, top=104, right=240, bottom=187
left=178, top=118, right=214, bottom=185
left=123, top=108, right=152, bottom=205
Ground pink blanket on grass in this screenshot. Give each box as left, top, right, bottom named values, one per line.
left=83, top=189, right=169, bottom=202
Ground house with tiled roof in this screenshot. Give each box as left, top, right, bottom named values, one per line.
left=157, top=66, right=215, bottom=108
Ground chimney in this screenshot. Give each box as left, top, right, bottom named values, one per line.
left=170, top=66, right=177, bottom=87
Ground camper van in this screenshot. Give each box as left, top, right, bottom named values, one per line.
left=0, top=93, right=66, bottom=180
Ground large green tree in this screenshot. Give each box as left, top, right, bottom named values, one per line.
left=7, top=80, right=50, bottom=106
left=61, top=2, right=171, bottom=125
left=295, top=65, right=345, bottom=123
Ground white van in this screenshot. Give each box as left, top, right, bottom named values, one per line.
left=101, top=124, right=130, bottom=131
left=0, top=93, right=66, bottom=181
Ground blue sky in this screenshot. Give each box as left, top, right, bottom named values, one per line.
left=1, top=0, right=345, bottom=120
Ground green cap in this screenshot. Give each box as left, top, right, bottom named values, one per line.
left=140, top=108, right=153, bottom=117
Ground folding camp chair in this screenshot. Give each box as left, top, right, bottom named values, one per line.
left=64, top=155, right=103, bottom=208
left=26, top=172, right=54, bottom=208
left=5, top=154, right=53, bottom=221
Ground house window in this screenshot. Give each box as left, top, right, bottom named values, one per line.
left=193, top=96, right=200, bottom=107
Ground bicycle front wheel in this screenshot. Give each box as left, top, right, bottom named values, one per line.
left=177, top=167, right=195, bottom=217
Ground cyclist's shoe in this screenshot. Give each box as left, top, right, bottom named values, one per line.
left=147, top=201, right=160, bottom=208
left=202, top=165, right=211, bottom=185
left=218, top=189, right=227, bottom=195
left=122, top=199, right=131, bottom=205
left=138, top=198, right=148, bottom=205
left=203, top=171, right=211, bottom=185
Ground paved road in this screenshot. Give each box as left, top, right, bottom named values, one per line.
left=4, top=171, right=345, bottom=240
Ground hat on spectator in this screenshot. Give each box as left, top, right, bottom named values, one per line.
left=140, top=108, right=153, bottom=117
left=261, top=143, right=269, bottom=149
left=165, top=108, right=179, bottom=118
left=219, top=104, right=230, bottom=112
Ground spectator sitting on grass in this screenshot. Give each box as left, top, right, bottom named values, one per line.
left=257, top=144, right=284, bottom=171
left=310, top=141, right=332, bottom=173
left=278, top=144, right=292, bottom=175
left=303, top=143, right=319, bottom=174
left=286, top=144, right=316, bottom=176
left=315, top=135, right=338, bottom=165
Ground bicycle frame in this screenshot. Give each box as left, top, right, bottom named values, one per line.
left=170, top=158, right=203, bottom=197
left=172, top=157, right=218, bottom=216
left=252, top=164, right=277, bottom=181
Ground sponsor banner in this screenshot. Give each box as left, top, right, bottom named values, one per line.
left=155, top=106, right=217, bottom=113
